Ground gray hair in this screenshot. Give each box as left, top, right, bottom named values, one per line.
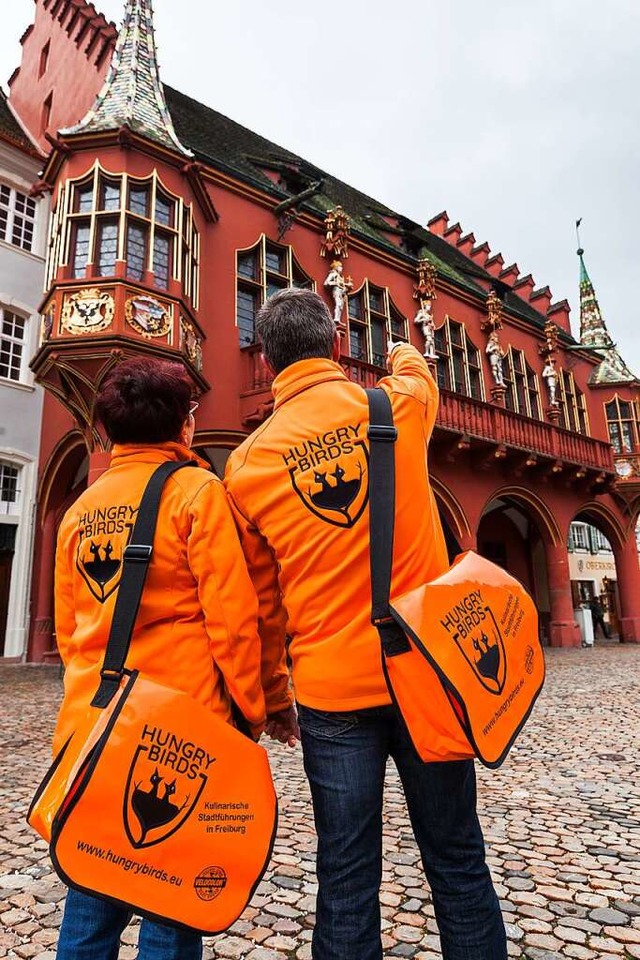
left=256, top=288, right=335, bottom=373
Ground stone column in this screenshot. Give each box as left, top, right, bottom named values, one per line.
left=613, top=533, right=640, bottom=643
left=546, top=542, right=581, bottom=647
left=29, top=510, right=57, bottom=662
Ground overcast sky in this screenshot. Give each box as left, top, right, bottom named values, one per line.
left=2, top=0, right=639, bottom=374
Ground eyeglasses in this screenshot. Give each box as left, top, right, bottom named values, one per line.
left=189, top=401, right=199, bottom=418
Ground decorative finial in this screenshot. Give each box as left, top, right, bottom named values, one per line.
left=320, top=207, right=350, bottom=260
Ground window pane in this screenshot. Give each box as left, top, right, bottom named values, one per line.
left=504, top=383, right=515, bottom=411
left=96, top=221, right=118, bottom=276
left=0, top=463, right=19, bottom=505
left=155, top=193, right=174, bottom=227
left=0, top=311, right=25, bottom=382
left=605, top=401, right=617, bottom=419
left=390, top=305, right=406, bottom=339
left=153, top=232, right=172, bottom=289
left=12, top=192, right=36, bottom=252
left=292, top=264, right=313, bottom=289
left=265, top=244, right=285, bottom=274
left=100, top=181, right=120, bottom=211
left=72, top=223, right=91, bottom=278
left=621, top=422, right=633, bottom=453
left=348, top=293, right=363, bottom=320
left=349, top=324, right=367, bottom=361
left=267, top=279, right=287, bottom=298
left=469, top=368, right=482, bottom=400
left=0, top=184, right=10, bottom=240
left=129, top=186, right=149, bottom=217
left=126, top=222, right=148, bottom=280
left=449, top=321, right=463, bottom=347
left=76, top=184, right=94, bottom=213
left=436, top=358, right=450, bottom=392
left=529, top=389, right=541, bottom=420
left=618, top=400, right=631, bottom=419
left=237, top=251, right=258, bottom=280
left=237, top=287, right=257, bottom=346
left=369, top=288, right=384, bottom=313
left=452, top=348, right=465, bottom=393
left=515, top=375, right=527, bottom=414
left=608, top=422, right=622, bottom=454
left=371, top=318, right=385, bottom=367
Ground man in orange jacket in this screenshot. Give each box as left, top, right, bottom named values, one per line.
left=225, top=289, right=506, bottom=960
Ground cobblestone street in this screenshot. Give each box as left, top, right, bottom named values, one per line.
left=1, top=645, right=639, bottom=960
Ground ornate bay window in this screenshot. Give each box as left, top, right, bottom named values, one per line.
left=605, top=396, right=639, bottom=454
left=236, top=235, right=314, bottom=346
left=347, top=281, right=408, bottom=368
left=48, top=164, right=199, bottom=306
left=558, top=370, right=589, bottom=434
left=434, top=317, right=483, bottom=400
left=503, top=348, right=541, bottom=419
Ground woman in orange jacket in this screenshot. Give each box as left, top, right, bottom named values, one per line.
left=53, top=357, right=272, bottom=960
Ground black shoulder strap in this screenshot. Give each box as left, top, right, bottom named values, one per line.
left=91, top=460, right=195, bottom=708
left=366, top=388, right=411, bottom=657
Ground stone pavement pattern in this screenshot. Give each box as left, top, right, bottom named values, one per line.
left=1, top=646, right=639, bottom=960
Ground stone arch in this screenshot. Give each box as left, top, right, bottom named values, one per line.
left=38, top=430, right=88, bottom=525
left=431, top=476, right=472, bottom=543
left=571, top=500, right=625, bottom=551
left=479, top=485, right=563, bottom=547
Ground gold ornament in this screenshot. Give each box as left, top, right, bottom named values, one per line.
left=125, top=295, right=172, bottom=339
left=61, top=289, right=115, bottom=336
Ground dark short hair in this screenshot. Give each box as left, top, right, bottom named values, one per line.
left=256, top=288, right=335, bottom=374
left=96, top=357, right=192, bottom=444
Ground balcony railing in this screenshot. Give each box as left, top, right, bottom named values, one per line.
left=241, top=348, right=615, bottom=473
left=437, top=390, right=614, bottom=472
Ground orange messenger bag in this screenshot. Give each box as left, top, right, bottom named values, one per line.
left=366, top=387, right=545, bottom=768
left=28, top=461, right=277, bottom=934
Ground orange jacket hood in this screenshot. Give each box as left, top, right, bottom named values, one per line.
left=225, top=345, right=448, bottom=712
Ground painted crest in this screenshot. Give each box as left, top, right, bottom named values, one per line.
left=289, top=442, right=369, bottom=528
left=125, top=295, right=171, bottom=338
left=180, top=317, right=203, bottom=371
left=61, top=288, right=114, bottom=335
left=453, top=606, right=507, bottom=696
left=124, top=747, right=206, bottom=850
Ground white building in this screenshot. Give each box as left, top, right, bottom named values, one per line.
left=0, top=88, right=49, bottom=658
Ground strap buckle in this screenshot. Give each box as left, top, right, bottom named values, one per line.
left=99, top=667, right=122, bottom=682
left=123, top=544, right=153, bottom=562
left=368, top=424, right=397, bottom=442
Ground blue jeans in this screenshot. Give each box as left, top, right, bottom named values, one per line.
left=56, top=887, right=202, bottom=960
left=298, top=703, right=506, bottom=960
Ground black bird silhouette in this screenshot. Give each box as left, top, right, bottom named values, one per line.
left=131, top=769, right=188, bottom=845
left=82, top=540, right=120, bottom=590
left=473, top=632, right=500, bottom=684
left=309, top=464, right=362, bottom=517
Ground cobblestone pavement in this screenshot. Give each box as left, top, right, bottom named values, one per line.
left=1, top=646, right=639, bottom=960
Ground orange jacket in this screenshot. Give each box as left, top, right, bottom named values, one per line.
left=224, top=344, right=449, bottom=712
left=53, top=442, right=269, bottom=753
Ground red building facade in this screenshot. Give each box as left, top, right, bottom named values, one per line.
left=7, top=0, right=640, bottom=661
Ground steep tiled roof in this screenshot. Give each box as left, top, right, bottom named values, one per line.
left=62, top=0, right=190, bottom=156
left=578, top=250, right=637, bottom=385
left=0, top=88, right=39, bottom=156
left=164, top=84, right=572, bottom=339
